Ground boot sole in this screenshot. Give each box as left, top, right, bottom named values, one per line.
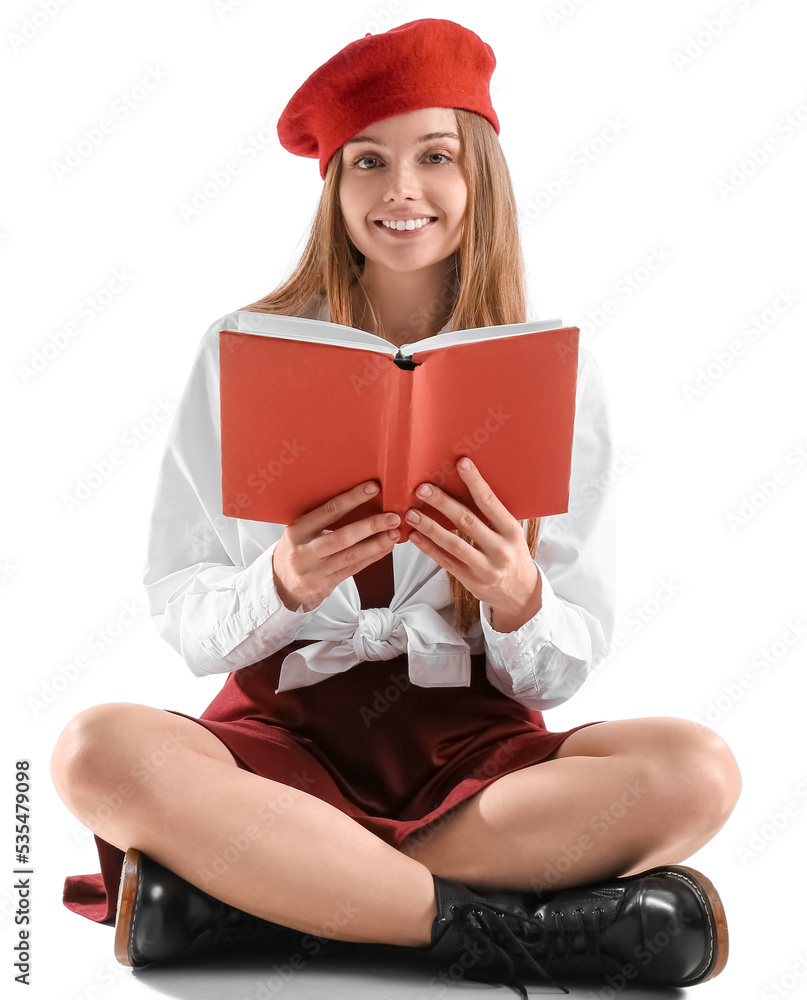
left=113, top=848, right=142, bottom=968
left=623, top=864, right=728, bottom=985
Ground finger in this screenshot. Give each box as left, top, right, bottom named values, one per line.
left=316, top=508, right=400, bottom=559
left=454, top=458, right=518, bottom=536
left=323, top=525, right=400, bottom=589
left=412, top=475, right=497, bottom=542
left=296, top=481, right=382, bottom=540
left=405, top=508, right=486, bottom=577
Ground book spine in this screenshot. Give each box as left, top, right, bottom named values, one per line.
left=380, top=361, right=414, bottom=526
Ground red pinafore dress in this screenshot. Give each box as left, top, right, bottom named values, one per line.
left=62, top=551, right=607, bottom=925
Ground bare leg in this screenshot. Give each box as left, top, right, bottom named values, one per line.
left=398, top=717, right=742, bottom=893
left=50, top=702, right=437, bottom=947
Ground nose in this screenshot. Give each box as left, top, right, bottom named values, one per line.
left=382, top=160, right=422, bottom=200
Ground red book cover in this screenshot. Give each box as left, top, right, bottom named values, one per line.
left=220, top=317, right=579, bottom=543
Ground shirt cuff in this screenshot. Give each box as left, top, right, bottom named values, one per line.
left=235, top=539, right=326, bottom=626
left=480, top=564, right=563, bottom=687
left=198, top=540, right=328, bottom=669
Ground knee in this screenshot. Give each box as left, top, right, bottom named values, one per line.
left=50, top=702, right=141, bottom=810
left=647, top=717, right=742, bottom=829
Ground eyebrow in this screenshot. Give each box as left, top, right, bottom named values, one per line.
left=343, top=131, right=461, bottom=147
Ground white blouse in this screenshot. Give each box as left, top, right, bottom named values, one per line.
left=142, top=300, right=615, bottom=712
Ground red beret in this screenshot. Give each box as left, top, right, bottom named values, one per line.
left=277, top=18, right=499, bottom=180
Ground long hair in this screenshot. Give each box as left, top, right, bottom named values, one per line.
left=239, top=108, right=541, bottom=634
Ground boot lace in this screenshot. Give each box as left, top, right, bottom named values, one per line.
left=536, top=904, right=604, bottom=963
left=447, top=899, right=570, bottom=998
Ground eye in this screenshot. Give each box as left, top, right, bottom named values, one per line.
left=349, top=151, right=455, bottom=171
left=352, top=155, right=380, bottom=170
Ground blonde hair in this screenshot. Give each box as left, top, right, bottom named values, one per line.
left=239, top=108, right=541, bottom=634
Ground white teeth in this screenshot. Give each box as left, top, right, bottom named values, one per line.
left=382, top=217, right=434, bottom=230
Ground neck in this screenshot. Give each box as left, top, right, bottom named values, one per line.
left=352, top=256, right=458, bottom=346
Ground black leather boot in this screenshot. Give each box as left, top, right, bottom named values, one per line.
left=526, top=864, right=728, bottom=987
left=428, top=873, right=569, bottom=997
left=113, top=847, right=354, bottom=968
left=425, top=864, right=728, bottom=996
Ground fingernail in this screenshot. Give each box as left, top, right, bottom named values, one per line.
left=417, top=484, right=432, bottom=497
left=365, top=482, right=379, bottom=494
left=458, top=458, right=472, bottom=471
left=406, top=510, right=420, bottom=523
left=385, top=513, right=400, bottom=526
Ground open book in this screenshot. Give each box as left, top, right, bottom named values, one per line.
left=220, top=313, right=580, bottom=543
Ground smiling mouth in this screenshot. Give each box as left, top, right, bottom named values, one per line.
left=374, top=217, right=438, bottom=231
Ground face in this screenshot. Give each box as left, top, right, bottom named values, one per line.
left=338, top=107, right=468, bottom=273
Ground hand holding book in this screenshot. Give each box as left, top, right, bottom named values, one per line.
left=405, top=456, right=543, bottom=633
left=271, top=479, right=401, bottom=611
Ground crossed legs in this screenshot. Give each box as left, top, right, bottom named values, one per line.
left=50, top=706, right=741, bottom=948
left=398, top=717, right=743, bottom=892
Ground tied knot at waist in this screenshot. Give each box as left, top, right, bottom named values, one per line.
left=352, top=606, right=400, bottom=660
left=274, top=591, right=474, bottom=693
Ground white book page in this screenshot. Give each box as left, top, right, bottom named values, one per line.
left=230, top=311, right=565, bottom=357
left=400, top=317, right=564, bottom=356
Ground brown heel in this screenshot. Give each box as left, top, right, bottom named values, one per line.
left=113, top=848, right=141, bottom=967
left=664, top=865, right=729, bottom=983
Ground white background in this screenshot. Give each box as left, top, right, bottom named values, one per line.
left=2, top=0, right=806, bottom=998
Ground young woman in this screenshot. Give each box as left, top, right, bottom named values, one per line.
left=51, top=18, right=742, bottom=998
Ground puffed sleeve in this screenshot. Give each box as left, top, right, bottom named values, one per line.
left=142, top=313, right=326, bottom=678
left=479, top=346, right=616, bottom=710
